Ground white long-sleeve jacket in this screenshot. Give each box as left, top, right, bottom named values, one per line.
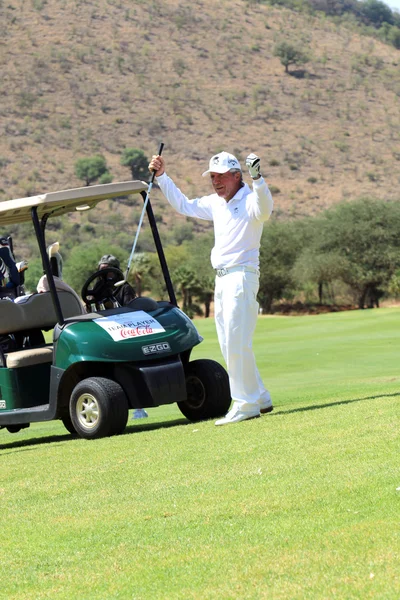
left=156, top=173, right=273, bottom=269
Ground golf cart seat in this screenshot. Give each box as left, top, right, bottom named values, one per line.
left=0, top=290, right=84, bottom=335
left=126, top=296, right=159, bottom=312
left=0, top=290, right=84, bottom=369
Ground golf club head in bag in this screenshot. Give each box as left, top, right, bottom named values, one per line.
left=47, top=242, right=63, bottom=279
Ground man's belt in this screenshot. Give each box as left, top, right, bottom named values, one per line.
left=215, top=266, right=259, bottom=277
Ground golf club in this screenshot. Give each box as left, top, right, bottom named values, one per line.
left=124, top=142, right=164, bottom=282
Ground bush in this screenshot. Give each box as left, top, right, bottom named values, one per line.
left=99, top=172, right=113, bottom=184
left=387, top=25, right=400, bottom=49
left=74, top=155, right=109, bottom=186
left=269, top=185, right=281, bottom=194
left=120, top=148, right=149, bottom=181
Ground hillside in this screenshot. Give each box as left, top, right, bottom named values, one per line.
left=1, top=0, right=399, bottom=229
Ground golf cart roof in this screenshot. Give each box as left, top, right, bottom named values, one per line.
left=0, top=180, right=148, bottom=225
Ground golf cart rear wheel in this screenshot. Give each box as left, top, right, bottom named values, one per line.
left=69, top=377, right=128, bottom=439
left=178, top=359, right=231, bottom=422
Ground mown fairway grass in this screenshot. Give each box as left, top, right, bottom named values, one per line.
left=0, top=308, right=399, bottom=599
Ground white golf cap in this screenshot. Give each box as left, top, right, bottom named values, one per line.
left=202, top=152, right=241, bottom=177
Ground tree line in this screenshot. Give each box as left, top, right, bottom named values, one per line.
left=259, top=197, right=400, bottom=311
left=20, top=195, right=400, bottom=316
left=74, top=148, right=149, bottom=186
left=264, top=0, right=400, bottom=50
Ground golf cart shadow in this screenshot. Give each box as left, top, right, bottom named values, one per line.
left=0, top=433, right=70, bottom=452
left=0, top=416, right=192, bottom=450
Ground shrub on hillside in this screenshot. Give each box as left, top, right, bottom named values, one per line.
left=120, top=148, right=149, bottom=181
left=74, top=155, right=109, bottom=186
left=273, top=41, right=310, bottom=73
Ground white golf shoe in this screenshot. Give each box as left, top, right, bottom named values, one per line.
left=215, top=406, right=260, bottom=426
left=259, top=401, right=273, bottom=414
left=259, top=392, right=273, bottom=414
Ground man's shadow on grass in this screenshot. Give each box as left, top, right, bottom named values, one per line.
left=269, top=391, right=400, bottom=417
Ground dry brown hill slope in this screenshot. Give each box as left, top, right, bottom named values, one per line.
left=1, top=0, right=399, bottom=218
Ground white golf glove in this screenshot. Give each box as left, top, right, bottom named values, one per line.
left=246, top=153, right=261, bottom=179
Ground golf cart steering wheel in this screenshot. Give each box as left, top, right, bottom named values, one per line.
left=81, top=267, right=124, bottom=311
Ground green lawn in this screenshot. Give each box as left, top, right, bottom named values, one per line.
left=1, top=308, right=399, bottom=599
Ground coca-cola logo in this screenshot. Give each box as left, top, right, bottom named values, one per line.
left=120, top=325, right=153, bottom=338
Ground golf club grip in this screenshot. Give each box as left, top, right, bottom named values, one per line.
left=150, top=142, right=164, bottom=183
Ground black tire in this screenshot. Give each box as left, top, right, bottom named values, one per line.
left=69, top=377, right=128, bottom=439
left=6, top=425, right=22, bottom=434
left=178, top=359, right=231, bottom=422
left=61, top=414, right=77, bottom=436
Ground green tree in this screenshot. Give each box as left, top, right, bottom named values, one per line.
left=74, top=155, right=109, bottom=186
left=172, top=265, right=203, bottom=317
left=164, top=237, right=210, bottom=315
left=120, top=148, right=149, bottom=181
left=387, top=271, right=400, bottom=297
left=196, top=274, right=214, bottom=318
left=155, top=244, right=192, bottom=301
left=273, top=41, right=310, bottom=73
left=128, top=252, right=157, bottom=297
left=292, top=248, right=349, bottom=304
left=164, top=244, right=191, bottom=273
left=360, top=0, right=394, bottom=27
left=23, top=257, right=45, bottom=295
left=387, top=25, right=400, bottom=49
left=171, top=221, right=194, bottom=245
left=259, top=220, right=308, bottom=312
left=62, top=241, right=124, bottom=294
left=314, top=198, right=400, bottom=309
left=182, top=233, right=215, bottom=317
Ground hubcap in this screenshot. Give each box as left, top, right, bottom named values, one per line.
left=75, top=392, right=100, bottom=430
left=185, top=375, right=206, bottom=409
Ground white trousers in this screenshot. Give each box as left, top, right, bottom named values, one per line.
left=214, top=270, right=270, bottom=413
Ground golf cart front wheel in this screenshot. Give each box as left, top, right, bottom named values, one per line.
left=69, top=377, right=128, bottom=439
left=178, top=359, right=231, bottom=422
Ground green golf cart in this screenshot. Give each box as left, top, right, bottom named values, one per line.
left=0, top=181, right=231, bottom=439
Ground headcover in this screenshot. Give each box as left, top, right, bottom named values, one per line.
left=0, top=246, right=20, bottom=287
left=47, top=242, right=63, bottom=279
left=98, top=254, right=120, bottom=269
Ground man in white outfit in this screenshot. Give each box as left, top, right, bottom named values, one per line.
left=148, top=151, right=274, bottom=425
